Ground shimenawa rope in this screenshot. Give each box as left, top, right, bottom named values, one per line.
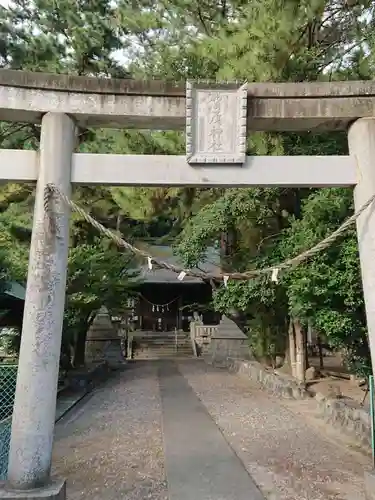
left=45, top=183, right=375, bottom=283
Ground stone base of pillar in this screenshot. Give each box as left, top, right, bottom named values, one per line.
left=0, top=479, right=66, bottom=499
left=364, top=469, right=375, bottom=500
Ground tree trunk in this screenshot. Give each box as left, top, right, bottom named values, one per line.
left=220, top=226, right=237, bottom=272
left=72, top=314, right=95, bottom=367
left=289, top=318, right=297, bottom=377
left=73, top=327, right=87, bottom=367
left=60, top=341, right=74, bottom=371
left=317, top=334, right=324, bottom=369
left=116, top=213, right=122, bottom=232
left=304, top=328, right=309, bottom=370
left=294, top=318, right=306, bottom=383
left=284, top=337, right=291, bottom=368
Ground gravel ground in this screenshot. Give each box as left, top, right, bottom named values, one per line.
left=50, top=359, right=369, bottom=500
left=52, top=362, right=167, bottom=500
left=178, top=360, right=368, bottom=500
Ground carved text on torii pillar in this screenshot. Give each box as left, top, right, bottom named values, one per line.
left=186, top=82, right=248, bottom=164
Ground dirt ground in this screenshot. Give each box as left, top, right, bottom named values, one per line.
left=282, top=354, right=369, bottom=407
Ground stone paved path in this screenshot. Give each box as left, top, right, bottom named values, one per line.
left=52, top=360, right=369, bottom=500
left=159, top=362, right=263, bottom=500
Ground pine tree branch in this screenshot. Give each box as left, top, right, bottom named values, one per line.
left=197, top=4, right=211, bottom=36
left=0, top=123, right=29, bottom=144
left=318, top=38, right=366, bottom=70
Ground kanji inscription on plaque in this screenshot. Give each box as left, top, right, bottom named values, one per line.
left=186, top=82, right=247, bottom=164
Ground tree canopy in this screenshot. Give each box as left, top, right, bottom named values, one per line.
left=0, top=0, right=374, bottom=373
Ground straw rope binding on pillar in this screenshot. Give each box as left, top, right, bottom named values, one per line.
left=45, top=183, right=375, bottom=284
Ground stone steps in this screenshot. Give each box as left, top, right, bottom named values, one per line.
left=136, top=347, right=192, bottom=353
left=132, top=333, right=194, bottom=359
left=134, top=353, right=193, bottom=359
left=135, top=335, right=188, bottom=342
left=137, top=339, right=188, bottom=345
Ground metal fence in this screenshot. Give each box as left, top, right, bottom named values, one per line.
left=0, top=364, right=18, bottom=480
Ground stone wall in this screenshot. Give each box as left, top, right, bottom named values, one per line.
left=227, top=358, right=308, bottom=398
left=204, top=316, right=251, bottom=365
left=214, top=357, right=372, bottom=450
left=206, top=337, right=251, bottom=364
left=85, top=307, right=124, bottom=367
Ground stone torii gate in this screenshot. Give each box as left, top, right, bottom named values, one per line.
left=0, top=70, right=375, bottom=499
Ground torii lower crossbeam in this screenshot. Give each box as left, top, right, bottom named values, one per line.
left=0, top=150, right=356, bottom=187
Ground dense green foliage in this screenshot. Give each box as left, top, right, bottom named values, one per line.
left=62, top=244, right=138, bottom=366
left=0, top=0, right=374, bottom=373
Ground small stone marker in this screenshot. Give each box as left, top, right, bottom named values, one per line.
left=186, top=81, right=248, bottom=164
left=305, top=366, right=317, bottom=381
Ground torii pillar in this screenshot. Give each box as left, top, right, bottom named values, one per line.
left=1, top=113, right=75, bottom=499
left=348, top=119, right=375, bottom=375
left=349, top=118, right=375, bottom=500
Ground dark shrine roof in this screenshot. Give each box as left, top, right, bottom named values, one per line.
left=1, top=281, right=26, bottom=301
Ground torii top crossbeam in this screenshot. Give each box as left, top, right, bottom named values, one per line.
left=1, top=69, right=375, bottom=131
